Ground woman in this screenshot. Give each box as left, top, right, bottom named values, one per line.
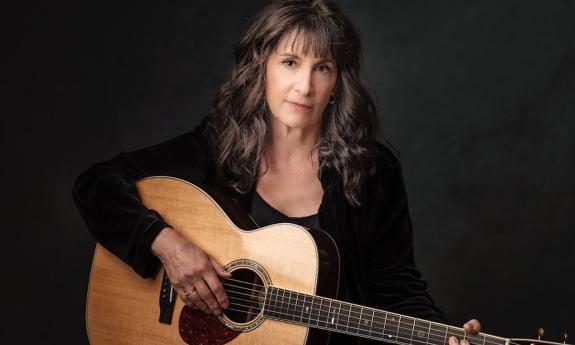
left=73, top=0, right=480, bottom=344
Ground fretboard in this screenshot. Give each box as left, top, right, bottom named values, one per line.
left=264, top=286, right=508, bottom=345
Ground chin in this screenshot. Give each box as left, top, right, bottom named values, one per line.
left=276, top=115, right=317, bottom=130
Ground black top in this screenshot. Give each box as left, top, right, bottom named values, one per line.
left=250, top=191, right=319, bottom=229
left=73, top=115, right=447, bottom=344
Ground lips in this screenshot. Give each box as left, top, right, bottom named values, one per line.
left=287, top=101, right=312, bottom=109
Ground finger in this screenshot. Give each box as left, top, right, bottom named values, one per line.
left=461, top=340, right=470, bottom=345
left=176, top=286, right=209, bottom=312
left=204, top=269, right=229, bottom=309
left=194, top=278, right=222, bottom=315
left=189, top=294, right=209, bottom=313
left=173, top=285, right=195, bottom=307
left=449, top=336, right=459, bottom=345
left=172, top=286, right=191, bottom=306
left=189, top=291, right=210, bottom=313
left=210, top=257, right=232, bottom=278
left=463, top=319, right=482, bottom=334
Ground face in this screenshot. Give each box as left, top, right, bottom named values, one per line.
left=265, top=32, right=338, bottom=133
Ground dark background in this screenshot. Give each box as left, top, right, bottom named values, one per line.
left=4, top=0, right=574, bottom=344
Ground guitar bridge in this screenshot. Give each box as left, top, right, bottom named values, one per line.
left=159, top=270, right=176, bottom=324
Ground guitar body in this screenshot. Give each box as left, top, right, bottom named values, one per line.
left=87, top=176, right=339, bottom=345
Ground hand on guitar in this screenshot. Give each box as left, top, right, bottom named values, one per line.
left=150, top=226, right=232, bottom=315
left=450, top=319, right=482, bottom=345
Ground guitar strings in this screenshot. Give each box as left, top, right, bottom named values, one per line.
left=221, top=281, right=495, bottom=345
left=223, top=281, right=490, bottom=345
left=223, top=297, right=440, bottom=345
left=223, top=296, right=496, bottom=345
left=220, top=278, right=501, bottom=345
left=224, top=275, right=479, bottom=342
left=219, top=282, right=504, bottom=345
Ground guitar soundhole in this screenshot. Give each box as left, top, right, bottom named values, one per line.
left=223, top=268, right=266, bottom=324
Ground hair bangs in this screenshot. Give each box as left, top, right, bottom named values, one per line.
left=279, top=19, right=338, bottom=59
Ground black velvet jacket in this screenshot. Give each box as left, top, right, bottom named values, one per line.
left=73, top=116, right=447, bottom=344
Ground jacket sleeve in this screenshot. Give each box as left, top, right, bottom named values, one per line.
left=72, top=118, right=211, bottom=278
left=365, top=152, right=447, bottom=323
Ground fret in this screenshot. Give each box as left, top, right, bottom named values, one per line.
left=291, top=292, right=301, bottom=322
left=306, top=295, right=315, bottom=326
left=281, top=289, right=289, bottom=320
left=382, top=311, right=389, bottom=340
left=289, top=290, right=298, bottom=321
left=293, top=292, right=304, bottom=323
left=396, top=314, right=402, bottom=341
left=285, top=290, right=293, bottom=321
left=327, top=299, right=335, bottom=327
left=368, top=308, right=376, bottom=337
left=450, top=327, right=466, bottom=341
left=335, top=301, right=343, bottom=330
left=386, top=313, right=401, bottom=340
left=321, top=297, right=331, bottom=327
left=334, top=301, right=346, bottom=332
left=482, top=333, right=487, bottom=345
left=349, top=305, right=363, bottom=333
left=339, top=303, right=351, bottom=332
left=284, top=289, right=293, bottom=320
left=426, top=321, right=431, bottom=345
left=263, top=286, right=270, bottom=317
left=300, top=293, right=308, bottom=322
left=428, top=323, right=443, bottom=345
left=467, top=332, right=488, bottom=345
left=357, top=307, right=373, bottom=337
left=358, top=307, right=364, bottom=335
left=265, top=286, right=277, bottom=318
left=413, top=319, right=430, bottom=345
left=318, top=297, right=327, bottom=327
left=273, top=286, right=281, bottom=319
left=278, top=289, right=286, bottom=319
left=409, top=317, right=416, bottom=344
left=303, top=294, right=312, bottom=325
left=444, top=325, right=449, bottom=345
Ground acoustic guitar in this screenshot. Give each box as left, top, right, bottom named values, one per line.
left=86, top=176, right=570, bottom=345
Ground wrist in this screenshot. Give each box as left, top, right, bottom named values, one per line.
left=150, top=226, right=177, bottom=260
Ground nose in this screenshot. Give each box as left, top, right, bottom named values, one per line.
left=294, top=68, right=313, bottom=96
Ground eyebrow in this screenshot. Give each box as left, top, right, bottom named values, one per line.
left=278, top=53, right=336, bottom=65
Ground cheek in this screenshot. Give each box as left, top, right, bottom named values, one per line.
left=265, top=68, right=278, bottom=101
left=265, top=71, right=289, bottom=105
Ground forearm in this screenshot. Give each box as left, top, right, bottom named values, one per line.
left=73, top=157, right=170, bottom=277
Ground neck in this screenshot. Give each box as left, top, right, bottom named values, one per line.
left=264, top=286, right=508, bottom=345
left=264, top=120, right=321, bottom=170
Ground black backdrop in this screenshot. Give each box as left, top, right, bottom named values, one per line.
left=4, top=1, right=574, bottom=344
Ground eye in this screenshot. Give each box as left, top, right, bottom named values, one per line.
left=282, top=59, right=297, bottom=68
left=315, top=64, right=331, bottom=74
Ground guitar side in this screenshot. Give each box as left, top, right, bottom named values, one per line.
left=86, top=176, right=337, bottom=345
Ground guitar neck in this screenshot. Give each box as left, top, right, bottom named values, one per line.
left=264, top=286, right=508, bottom=345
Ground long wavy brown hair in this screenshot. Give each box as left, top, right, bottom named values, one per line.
left=207, top=0, right=378, bottom=207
